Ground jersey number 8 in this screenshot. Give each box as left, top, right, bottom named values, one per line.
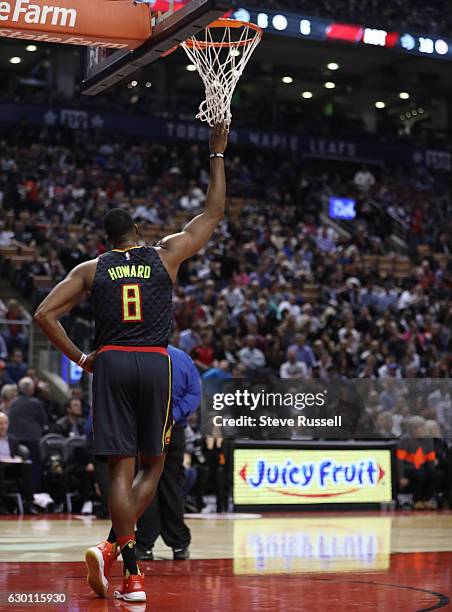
left=122, top=284, right=143, bottom=322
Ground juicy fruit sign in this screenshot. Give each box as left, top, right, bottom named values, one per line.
left=234, top=449, right=393, bottom=505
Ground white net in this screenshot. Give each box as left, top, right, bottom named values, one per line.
left=181, top=19, right=262, bottom=127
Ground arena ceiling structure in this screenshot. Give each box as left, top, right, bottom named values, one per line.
left=0, top=1, right=450, bottom=141
left=2, top=33, right=451, bottom=93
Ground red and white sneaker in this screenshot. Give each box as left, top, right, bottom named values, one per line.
left=114, top=571, right=146, bottom=602
left=85, top=540, right=119, bottom=598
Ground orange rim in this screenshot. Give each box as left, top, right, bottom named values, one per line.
left=183, top=18, right=263, bottom=49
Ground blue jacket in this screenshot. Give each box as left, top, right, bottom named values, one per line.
left=168, top=345, right=202, bottom=426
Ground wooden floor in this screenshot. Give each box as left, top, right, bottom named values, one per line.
left=0, top=511, right=451, bottom=611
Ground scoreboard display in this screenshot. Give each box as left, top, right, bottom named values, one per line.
left=233, top=6, right=452, bottom=61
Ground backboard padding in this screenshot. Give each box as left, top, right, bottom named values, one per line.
left=81, top=0, right=231, bottom=95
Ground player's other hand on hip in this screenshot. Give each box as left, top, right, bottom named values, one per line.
left=83, top=350, right=99, bottom=374
left=210, top=123, right=229, bottom=154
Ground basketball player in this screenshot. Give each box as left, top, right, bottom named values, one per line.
left=34, top=123, right=228, bottom=602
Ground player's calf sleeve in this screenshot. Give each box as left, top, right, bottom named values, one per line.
left=117, top=534, right=139, bottom=576
left=107, top=527, right=117, bottom=544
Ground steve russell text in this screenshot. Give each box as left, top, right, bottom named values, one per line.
left=212, top=415, right=343, bottom=427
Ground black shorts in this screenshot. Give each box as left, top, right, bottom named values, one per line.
left=92, top=346, right=172, bottom=460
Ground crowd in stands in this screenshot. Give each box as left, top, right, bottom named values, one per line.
left=242, top=0, right=452, bottom=38
left=0, top=369, right=230, bottom=515
left=0, top=117, right=451, bottom=514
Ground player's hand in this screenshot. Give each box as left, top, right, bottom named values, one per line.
left=399, top=477, right=409, bottom=489
left=83, top=350, right=99, bottom=374
left=210, top=123, right=229, bottom=154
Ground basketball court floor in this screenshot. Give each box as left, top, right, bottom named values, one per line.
left=0, top=511, right=451, bottom=611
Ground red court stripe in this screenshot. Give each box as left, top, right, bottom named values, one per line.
left=98, top=345, right=168, bottom=355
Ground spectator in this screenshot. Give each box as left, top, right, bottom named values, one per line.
left=41, top=451, right=65, bottom=512
left=6, top=349, right=28, bottom=384
left=0, top=118, right=450, bottom=394
left=376, top=412, right=395, bottom=438
left=202, top=360, right=231, bottom=381
left=0, top=361, right=13, bottom=389
left=35, top=382, right=63, bottom=425
left=338, top=320, right=361, bottom=358
left=3, top=300, right=28, bottom=350
left=8, top=377, right=48, bottom=492
left=238, top=335, right=266, bottom=372
left=0, top=384, right=18, bottom=415
left=425, top=419, right=452, bottom=508
left=427, top=383, right=452, bottom=431
left=280, top=349, right=309, bottom=379
left=0, top=336, right=7, bottom=361
left=191, top=332, right=215, bottom=373
left=69, top=386, right=89, bottom=416
left=64, top=443, right=97, bottom=515
left=179, top=325, right=201, bottom=354
left=0, top=412, right=34, bottom=514
left=59, top=234, right=86, bottom=272
left=266, top=336, right=285, bottom=372
left=220, top=335, right=239, bottom=365
left=391, top=399, right=409, bottom=437
left=184, top=413, right=209, bottom=513
left=397, top=416, right=440, bottom=510
left=0, top=220, right=14, bottom=246
left=436, top=232, right=452, bottom=255
left=288, top=334, right=316, bottom=370
left=315, top=226, right=337, bottom=253
left=354, top=165, right=376, bottom=192
left=179, top=181, right=206, bottom=212
left=378, top=359, right=402, bottom=380
left=52, top=399, right=86, bottom=437
left=44, top=250, right=65, bottom=283
left=379, top=378, right=401, bottom=412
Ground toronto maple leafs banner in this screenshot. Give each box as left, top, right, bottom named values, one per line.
left=0, top=101, right=449, bottom=169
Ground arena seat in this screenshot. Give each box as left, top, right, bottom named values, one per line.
left=39, top=433, right=66, bottom=463
left=417, top=244, right=431, bottom=257
left=433, top=253, right=451, bottom=267
left=378, top=255, right=396, bottom=275
left=67, top=225, right=84, bottom=234
left=0, top=246, right=18, bottom=258
left=361, top=254, right=379, bottom=271
left=301, top=284, right=320, bottom=303
left=393, top=257, right=412, bottom=279
left=33, top=276, right=53, bottom=290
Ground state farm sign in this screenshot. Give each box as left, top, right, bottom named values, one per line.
left=0, top=0, right=151, bottom=48
left=0, top=0, right=77, bottom=27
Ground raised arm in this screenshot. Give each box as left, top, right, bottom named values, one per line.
left=33, top=260, right=97, bottom=372
left=156, top=124, right=229, bottom=281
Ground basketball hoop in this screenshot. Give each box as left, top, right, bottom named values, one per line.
left=175, top=18, right=263, bottom=127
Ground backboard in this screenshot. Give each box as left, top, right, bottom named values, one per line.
left=81, top=0, right=231, bottom=95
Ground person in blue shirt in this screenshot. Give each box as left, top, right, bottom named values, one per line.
left=288, top=334, right=316, bottom=370
left=6, top=349, right=28, bottom=384
left=136, top=345, right=201, bottom=561
left=202, top=360, right=231, bottom=382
